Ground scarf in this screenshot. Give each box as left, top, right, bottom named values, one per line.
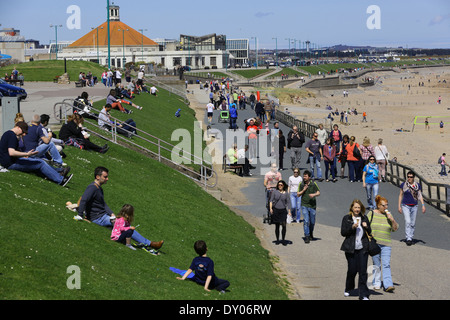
left=406, top=182, right=420, bottom=200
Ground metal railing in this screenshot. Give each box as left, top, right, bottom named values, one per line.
left=53, top=100, right=217, bottom=189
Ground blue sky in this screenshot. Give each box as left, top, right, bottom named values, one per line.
left=1, top=0, right=450, bottom=49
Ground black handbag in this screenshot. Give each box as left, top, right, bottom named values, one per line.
left=366, top=211, right=381, bottom=256
left=366, top=231, right=381, bottom=256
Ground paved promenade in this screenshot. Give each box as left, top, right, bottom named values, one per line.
left=191, top=85, right=450, bottom=300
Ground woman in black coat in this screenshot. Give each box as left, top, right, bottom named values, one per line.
left=340, top=199, right=372, bottom=300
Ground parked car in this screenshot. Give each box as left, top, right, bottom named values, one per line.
left=0, top=79, right=27, bottom=100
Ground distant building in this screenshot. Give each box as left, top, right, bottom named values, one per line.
left=227, top=39, right=250, bottom=67
left=59, top=4, right=230, bottom=70
left=0, top=28, right=25, bottom=62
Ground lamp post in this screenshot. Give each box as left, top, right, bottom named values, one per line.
left=91, top=26, right=103, bottom=63
left=49, top=24, right=62, bottom=60
left=251, top=37, right=258, bottom=69
left=118, top=28, right=129, bottom=68
left=272, top=37, right=278, bottom=66
left=138, top=29, right=147, bottom=62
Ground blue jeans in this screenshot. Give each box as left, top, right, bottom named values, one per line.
left=308, top=155, right=322, bottom=179
left=117, top=229, right=151, bottom=246
left=347, top=160, right=356, bottom=181
left=302, top=206, right=316, bottom=236
left=401, top=204, right=418, bottom=241
left=440, top=164, right=447, bottom=175
left=372, top=244, right=393, bottom=288
left=92, top=214, right=114, bottom=227
left=34, top=142, right=63, bottom=165
left=324, top=160, right=335, bottom=180
left=290, top=192, right=302, bottom=222
left=365, top=183, right=379, bottom=210
left=8, top=157, right=63, bottom=184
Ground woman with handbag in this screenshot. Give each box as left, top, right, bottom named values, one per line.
left=340, top=199, right=372, bottom=300
left=371, top=195, right=399, bottom=292
left=269, top=180, right=292, bottom=245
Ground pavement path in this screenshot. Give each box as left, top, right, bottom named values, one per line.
left=190, top=84, right=450, bottom=300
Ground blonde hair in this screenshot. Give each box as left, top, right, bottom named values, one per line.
left=348, top=199, right=366, bottom=216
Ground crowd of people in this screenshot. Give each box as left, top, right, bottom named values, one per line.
left=198, top=79, right=432, bottom=299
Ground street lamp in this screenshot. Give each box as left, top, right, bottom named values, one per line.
left=50, top=24, right=63, bottom=60
left=118, top=28, right=129, bottom=68
left=251, top=36, right=258, bottom=69
left=91, top=26, right=104, bottom=63
left=272, top=37, right=278, bottom=66
left=138, top=29, right=148, bottom=62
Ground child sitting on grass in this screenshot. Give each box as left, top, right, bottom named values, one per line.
left=111, top=204, right=164, bottom=254
left=176, top=240, right=230, bottom=293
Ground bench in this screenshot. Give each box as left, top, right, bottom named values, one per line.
left=75, top=81, right=83, bottom=88
left=5, top=79, right=24, bottom=86
left=222, top=155, right=243, bottom=175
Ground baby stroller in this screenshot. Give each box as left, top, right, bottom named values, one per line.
left=218, top=110, right=230, bottom=123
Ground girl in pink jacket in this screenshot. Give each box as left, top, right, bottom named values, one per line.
left=111, top=204, right=164, bottom=253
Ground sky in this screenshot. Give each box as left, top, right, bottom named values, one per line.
left=1, top=0, right=450, bottom=49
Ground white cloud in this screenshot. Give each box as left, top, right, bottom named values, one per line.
left=429, top=14, right=450, bottom=25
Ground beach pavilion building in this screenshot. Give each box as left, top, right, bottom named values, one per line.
left=59, top=4, right=230, bottom=70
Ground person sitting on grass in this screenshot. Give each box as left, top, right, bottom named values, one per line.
left=110, top=204, right=164, bottom=254
left=0, top=121, right=73, bottom=187
left=59, top=114, right=109, bottom=154
left=98, top=104, right=137, bottom=137
left=176, top=240, right=230, bottom=293
left=106, top=89, right=141, bottom=114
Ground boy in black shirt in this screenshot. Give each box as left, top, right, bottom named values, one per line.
left=176, top=240, right=229, bottom=293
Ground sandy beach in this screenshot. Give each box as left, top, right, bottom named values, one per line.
left=285, top=66, right=450, bottom=183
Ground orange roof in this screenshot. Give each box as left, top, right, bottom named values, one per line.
left=68, top=21, right=158, bottom=48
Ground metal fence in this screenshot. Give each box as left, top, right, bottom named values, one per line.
left=53, top=100, right=217, bottom=189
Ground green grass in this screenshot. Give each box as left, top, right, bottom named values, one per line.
left=0, top=86, right=288, bottom=300
left=0, top=60, right=106, bottom=82
left=230, top=69, right=274, bottom=79
left=267, top=68, right=306, bottom=79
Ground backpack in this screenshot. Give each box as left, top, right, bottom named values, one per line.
left=438, top=156, right=443, bottom=164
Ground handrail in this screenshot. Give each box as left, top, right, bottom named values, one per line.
left=53, top=100, right=217, bottom=189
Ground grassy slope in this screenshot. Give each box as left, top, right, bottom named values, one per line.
left=0, top=85, right=288, bottom=300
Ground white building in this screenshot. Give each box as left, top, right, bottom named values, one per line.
left=59, top=4, right=230, bottom=70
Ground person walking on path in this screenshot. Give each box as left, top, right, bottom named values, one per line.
left=269, top=180, right=292, bottom=245
left=374, top=138, right=389, bottom=182
left=305, top=132, right=323, bottom=181
left=370, top=195, right=399, bottom=292
left=287, top=126, right=305, bottom=171
left=362, top=156, right=380, bottom=210
left=398, top=171, right=426, bottom=246
left=340, top=199, right=372, bottom=300
left=297, top=170, right=320, bottom=243
left=288, top=169, right=303, bottom=223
